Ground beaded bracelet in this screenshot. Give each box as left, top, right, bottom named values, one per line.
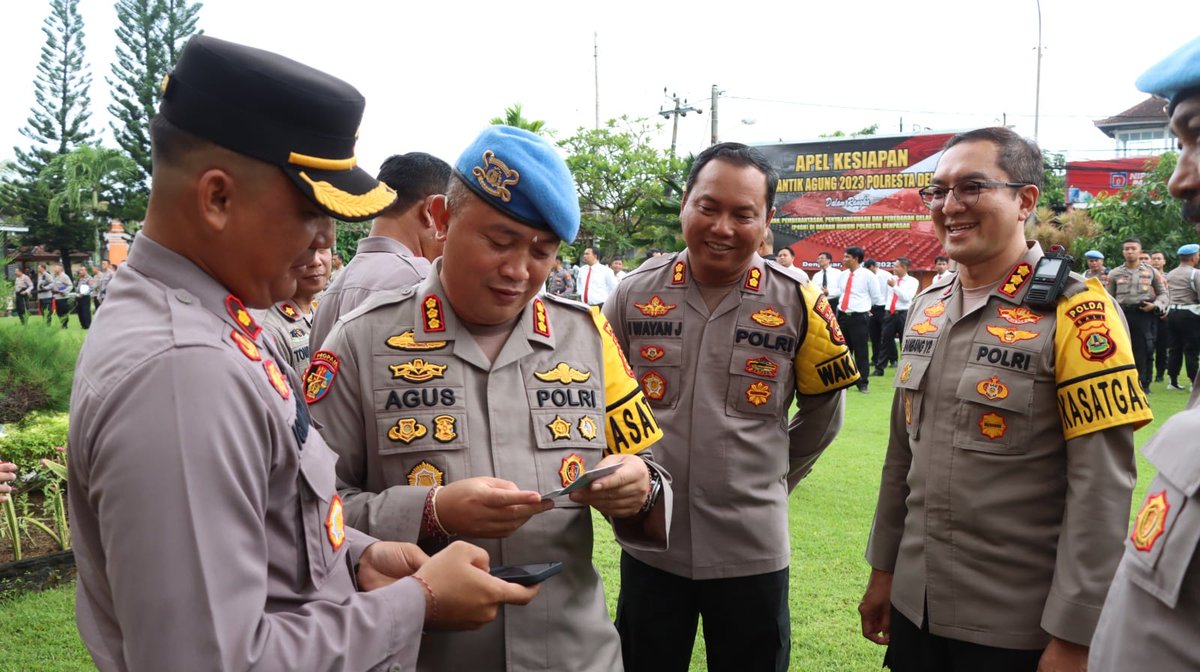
left=421, top=486, right=451, bottom=542
left=412, top=574, right=437, bottom=626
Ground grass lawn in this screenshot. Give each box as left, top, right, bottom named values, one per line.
left=2, top=372, right=1188, bottom=671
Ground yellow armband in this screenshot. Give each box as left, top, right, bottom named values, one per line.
left=590, top=308, right=663, bottom=455
left=794, top=285, right=860, bottom=395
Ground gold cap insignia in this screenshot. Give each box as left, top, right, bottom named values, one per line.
left=751, top=307, right=785, bottom=328
left=472, top=149, right=520, bottom=202
left=975, top=375, right=1009, bottom=401
left=985, top=325, right=1038, bottom=344
left=978, top=412, right=1007, bottom=440
left=746, top=381, right=772, bottom=406
left=1131, top=490, right=1170, bottom=552
left=325, top=495, right=345, bottom=551
left=547, top=414, right=573, bottom=441
left=388, top=418, right=428, bottom=444
left=534, top=362, right=592, bottom=385
left=559, top=453, right=585, bottom=487
left=385, top=329, right=447, bottom=351
left=390, top=358, right=448, bottom=383
left=641, top=371, right=666, bottom=400
left=407, top=460, right=445, bottom=487
left=432, top=415, right=457, bottom=443
left=635, top=295, right=678, bottom=317
left=578, top=416, right=598, bottom=441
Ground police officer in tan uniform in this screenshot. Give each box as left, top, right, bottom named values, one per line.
left=67, top=36, right=535, bottom=672
left=310, top=125, right=671, bottom=672
left=1106, top=237, right=1168, bottom=392
left=310, top=152, right=450, bottom=350
left=604, top=142, right=859, bottom=672
left=859, top=127, right=1152, bottom=672
left=258, top=247, right=331, bottom=374
left=1164, top=243, right=1200, bottom=390
left=1091, top=36, right=1200, bottom=671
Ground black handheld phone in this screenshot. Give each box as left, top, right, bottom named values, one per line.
left=490, top=562, right=564, bottom=586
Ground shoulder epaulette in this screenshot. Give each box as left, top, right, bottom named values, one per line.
left=340, top=286, right=418, bottom=324
left=625, top=254, right=676, bottom=278
left=541, top=292, right=591, bottom=313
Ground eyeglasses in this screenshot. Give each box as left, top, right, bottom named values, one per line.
left=917, top=180, right=1031, bottom=209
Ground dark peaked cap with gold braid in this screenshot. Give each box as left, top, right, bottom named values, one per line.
left=159, top=35, right=396, bottom=222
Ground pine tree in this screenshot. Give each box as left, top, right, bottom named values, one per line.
left=107, top=0, right=202, bottom=188
left=3, top=0, right=94, bottom=270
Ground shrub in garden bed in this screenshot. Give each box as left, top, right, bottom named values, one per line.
left=0, top=319, right=82, bottom=424
left=0, top=412, right=70, bottom=475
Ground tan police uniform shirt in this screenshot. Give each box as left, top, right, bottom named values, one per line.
left=1166, top=264, right=1200, bottom=310
left=68, top=236, right=425, bottom=672
left=1106, top=262, right=1168, bottom=310
left=1090, top=386, right=1200, bottom=670
left=309, top=261, right=670, bottom=672
left=258, top=299, right=314, bottom=374
left=310, top=236, right=431, bottom=351
left=867, top=243, right=1152, bottom=649
left=603, top=251, right=857, bottom=580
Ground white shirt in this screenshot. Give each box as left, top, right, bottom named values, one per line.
left=871, top=269, right=894, bottom=307
left=577, top=262, right=617, bottom=306
left=836, top=267, right=882, bottom=313
left=884, top=274, right=920, bottom=312
left=812, top=267, right=843, bottom=300
left=932, top=271, right=954, bottom=284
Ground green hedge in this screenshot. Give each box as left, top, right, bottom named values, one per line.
left=0, top=319, right=83, bottom=424
left=0, top=412, right=70, bottom=475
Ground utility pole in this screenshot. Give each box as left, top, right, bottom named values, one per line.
left=1034, top=0, right=1043, bottom=141
left=659, top=89, right=701, bottom=156
left=710, top=84, right=724, bottom=144
left=593, top=32, right=600, bottom=130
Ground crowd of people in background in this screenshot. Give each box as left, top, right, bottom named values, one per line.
left=8, top=259, right=115, bottom=329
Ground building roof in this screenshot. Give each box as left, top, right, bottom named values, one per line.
left=1094, top=96, right=1170, bottom=138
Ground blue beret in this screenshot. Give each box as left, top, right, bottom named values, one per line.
left=1178, top=243, right=1200, bottom=256
left=453, top=126, right=580, bottom=244
left=1085, top=250, right=1104, bottom=259
left=1136, top=36, right=1200, bottom=113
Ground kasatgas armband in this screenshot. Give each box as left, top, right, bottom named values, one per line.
left=1055, top=278, right=1154, bottom=440
left=794, top=284, right=860, bottom=395
left=589, top=308, right=663, bottom=455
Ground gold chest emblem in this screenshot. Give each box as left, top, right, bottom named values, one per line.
left=985, top=325, right=1038, bottom=345
left=390, top=358, right=447, bottom=383
left=432, top=415, right=457, bottom=443
left=911, top=319, right=938, bottom=335
left=750, top=307, right=785, bottom=328
left=559, top=453, right=585, bottom=486
left=975, top=375, right=1009, bottom=401
left=388, top=418, right=427, bottom=444
left=899, top=362, right=912, bottom=383
left=635, top=295, right=677, bottom=317
left=1131, top=490, right=1170, bottom=552
left=578, top=416, right=598, bottom=441
left=407, top=460, right=445, bottom=487
left=746, top=381, right=772, bottom=406
left=534, top=362, right=592, bottom=384
left=385, top=329, right=447, bottom=351
left=547, top=415, right=573, bottom=440
left=978, top=412, right=1007, bottom=440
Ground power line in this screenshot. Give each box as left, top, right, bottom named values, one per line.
left=722, top=94, right=1122, bottom=120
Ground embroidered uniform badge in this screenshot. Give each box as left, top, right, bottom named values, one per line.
left=304, top=350, right=340, bottom=404
left=750, top=307, right=785, bottom=328
left=388, top=418, right=427, bottom=444
left=744, top=268, right=762, bottom=291
left=390, top=358, right=447, bottom=383
left=325, top=495, right=345, bottom=552
left=547, top=415, right=573, bottom=440
left=1066, top=300, right=1116, bottom=362
left=559, top=453, right=585, bottom=487
left=263, top=360, right=290, bottom=400
left=231, top=330, right=261, bottom=361
left=976, top=375, right=1010, bottom=401
left=746, top=381, right=772, bottom=406
left=635, top=295, right=677, bottom=317
left=534, top=362, right=592, bottom=384
left=904, top=392, right=913, bottom=424
left=578, top=416, right=598, bottom=440
left=985, top=325, right=1039, bottom=345
left=532, top=298, right=550, bottom=337
left=1131, top=490, right=1170, bottom=552
left=999, top=263, right=1032, bottom=297
left=924, top=301, right=946, bottom=318
left=639, top=345, right=666, bottom=362
left=277, top=302, right=300, bottom=321
left=641, top=371, right=666, bottom=400
left=472, top=149, right=520, bottom=202
left=385, top=329, right=447, bottom=351
left=978, top=412, right=1008, bottom=440
left=422, top=295, right=446, bottom=332
left=911, top=319, right=938, bottom=335
left=997, top=305, right=1043, bottom=325
left=812, top=294, right=846, bottom=345
left=407, top=460, right=445, bottom=487
left=432, top=415, right=457, bottom=443
left=744, top=356, right=780, bottom=378
left=899, top=362, right=912, bottom=383
left=671, top=261, right=686, bottom=285
left=225, top=295, right=261, bottom=339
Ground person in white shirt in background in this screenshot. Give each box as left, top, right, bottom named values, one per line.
left=864, top=259, right=893, bottom=374
left=873, top=257, right=919, bottom=376
left=610, top=258, right=628, bottom=282
left=812, top=251, right=842, bottom=301
left=774, top=247, right=810, bottom=282
left=837, top=245, right=883, bottom=393
left=931, top=255, right=954, bottom=284
left=578, top=246, right=617, bottom=307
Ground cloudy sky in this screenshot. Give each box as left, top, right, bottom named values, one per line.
left=0, top=0, right=1192, bottom=176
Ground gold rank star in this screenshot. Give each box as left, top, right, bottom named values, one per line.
left=547, top=415, right=572, bottom=440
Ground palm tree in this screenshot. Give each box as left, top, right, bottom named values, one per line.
left=490, top=103, right=548, bottom=135
left=41, top=144, right=139, bottom=270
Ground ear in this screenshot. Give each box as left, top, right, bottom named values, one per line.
left=195, top=168, right=236, bottom=233
left=1017, top=184, right=1040, bottom=221
left=765, top=207, right=776, bottom=225
left=429, top=194, right=451, bottom=242
left=679, top=189, right=689, bottom=216
left=419, top=193, right=440, bottom=231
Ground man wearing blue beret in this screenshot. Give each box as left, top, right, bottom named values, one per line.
left=1091, top=36, right=1200, bottom=671
left=311, top=125, right=673, bottom=672
left=1083, top=249, right=1108, bottom=282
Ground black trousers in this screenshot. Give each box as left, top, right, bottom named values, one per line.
left=884, top=605, right=1042, bottom=672
left=14, top=294, right=29, bottom=324
left=1152, top=313, right=1168, bottom=379
left=39, top=297, right=53, bottom=323
left=76, top=295, right=92, bottom=330
left=54, top=296, right=71, bottom=328
left=1168, top=309, right=1200, bottom=385
left=1123, top=307, right=1157, bottom=390
left=874, top=310, right=907, bottom=370
left=615, top=552, right=790, bottom=672
left=839, top=311, right=871, bottom=388
left=868, top=305, right=886, bottom=367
